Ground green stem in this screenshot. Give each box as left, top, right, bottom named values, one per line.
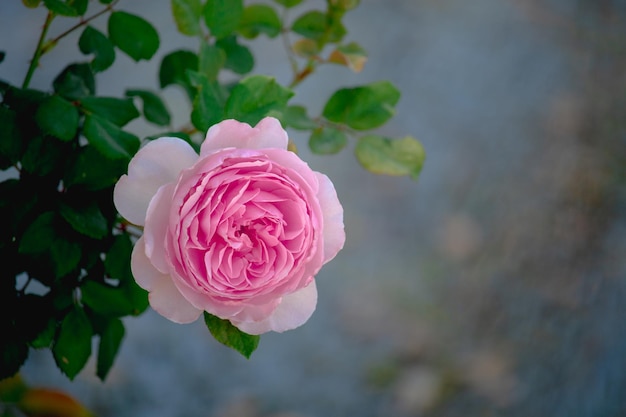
left=22, top=11, right=54, bottom=89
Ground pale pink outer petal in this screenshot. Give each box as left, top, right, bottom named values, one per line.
left=200, top=117, right=288, bottom=156
left=315, top=173, right=345, bottom=263
left=131, top=236, right=202, bottom=324
left=232, top=281, right=318, bottom=335
left=143, top=183, right=176, bottom=274
left=114, top=138, right=198, bottom=226
left=149, top=278, right=203, bottom=324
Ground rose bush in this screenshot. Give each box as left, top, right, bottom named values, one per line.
left=113, top=117, right=345, bottom=334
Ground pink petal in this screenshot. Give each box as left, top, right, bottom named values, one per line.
left=315, top=173, right=345, bottom=263
left=130, top=236, right=167, bottom=291
left=143, top=183, right=175, bottom=274
left=233, top=280, right=318, bottom=335
left=200, top=117, right=288, bottom=156
left=149, top=277, right=203, bottom=324
left=114, top=137, right=198, bottom=226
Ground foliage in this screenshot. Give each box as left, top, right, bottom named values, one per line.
left=0, top=0, right=424, bottom=382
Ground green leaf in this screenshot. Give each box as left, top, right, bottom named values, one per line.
left=51, top=237, right=82, bottom=277
left=273, top=0, right=303, bottom=7
left=0, top=51, right=5, bottom=64
left=83, top=114, right=140, bottom=160
left=322, top=81, right=400, bottom=130
left=59, top=200, right=108, bottom=239
left=53, top=307, right=93, bottom=380
left=79, top=96, right=140, bottom=127
left=35, top=95, right=79, bottom=141
left=204, top=312, right=260, bottom=358
left=190, top=72, right=224, bottom=132
left=203, top=0, right=243, bottom=39
left=291, top=10, right=346, bottom=43
left=108, top=11, right=159, bottom=61
left=43, top=0, right=87, bottom=16
left=224, top=75, right=293, bottom=125
left=19, top=211, right=56, bottom=254
left=0, top=106, right=23, bottom=168
left=96, top=318, right=124, bottom=381
left=22, top=0, right=42, bottom=7
left=126, top=89, right=171, bottom=126
left=53, top=63, right=95, bottom=100
left=30, top=318, right=56, bottom=349
left=199, top=43, right=226, bottom=81
left=280, top=105, right=317, bottom=130
left=355, top=135, right=425, bottom=179
left=21, top=135, right=63, bottom=176
left=171, top=0, right=202, bottom=36
left=238, top=4, right=281, bottom=39
left=215, top=36, right=254, bottom=75
left=309, top=126, right=347, bottom=154
left=78, top=26, right=116, bottom=72
left=159, top=49, right=199, bottom=99
left=64, top=145, right=128, bottom=190
left=81, top=281, right=135, bottom=316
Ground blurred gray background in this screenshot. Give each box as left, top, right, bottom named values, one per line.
left=2, top=0, right=626, bottom=416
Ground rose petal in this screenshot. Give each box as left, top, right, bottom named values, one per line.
left=149, top=277, right=203, bottom=324
left=143, top=183, right=176, bottom=274
left=315, top=173, right=345, bottom=263
left=233, top=280, right=318, bottom=334
left=114, top=137, right=198, bottom=226
left=131, top=236, right=167, bottom=291
left=200, top=117, right=288, bottom=156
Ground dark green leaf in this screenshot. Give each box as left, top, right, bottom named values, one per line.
left=78, top=26, right=116, bottom=72
left=43, top=0, right=87, bottom=16
left=64, top=145, right=128, bottom=190
left=204, top=312, right=260, bottom=358
left=171, top=0, right=202, bottom=36
left=239, top=4, right=281, bottom=39
left=59, top=200, right=108, bottom=239
left=35, top=95, right=79, bottom=141
left=108, top=11, right=159, bottom=61
left=0, top=51, right=5, bottom=64
left=203, top=0, right=243, bottom=39
left=215, top=36, right=254, bottom=75
left=309, top=126, right=347, bottom=154
left=190, top=72, right=224, bottom=132
left=81, top=281, right=135, bottom=316
left=125, top=89, right=171, bottom=126
left=104, top=234, right=133, bottom=282
left=79, top=96, right=140, bottom=127
left=322, top=81, right=400, bottom=130
left=21, top=135, right=63, bottom=176
left=51, top=237, right=82, bottom=277
left=224, top=75, right=293, bottom=125
left=199, top=43, right=226, bottom=81
left=273, top=0, right=303, bottom=7
left=53, top=63, right=95, bottom=100
left=0, top=340, right=28, bottom=381
left=83, top=114, right=140, bottom=160
left=0, top=106, right=23, bottom=168
left=30, top=318, right=57, bottom=349
left=53, top=307, right=93, bottom=380
left=96, top=318, right=124, bottom=381
left=19, top=212, right=56, bottom=255
left=355, top=135, right=425, bottom=179
left=98, top=0, right=114, bottom=3
left=159, top=49, right=198, bottom=99
left=280, top=105, right=317, bottom=130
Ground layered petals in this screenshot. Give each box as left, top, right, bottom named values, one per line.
left=114, top=138, right=198, bottom=226
left=115, top=117, right=344, bottom=334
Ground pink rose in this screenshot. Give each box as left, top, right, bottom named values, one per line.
left=113, top=117, right=345, bottom=334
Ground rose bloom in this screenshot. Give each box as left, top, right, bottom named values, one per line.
left=113, top=117, right=345, bottom=334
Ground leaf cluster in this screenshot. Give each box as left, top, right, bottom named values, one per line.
left=1, top=0, right=425, bottom=382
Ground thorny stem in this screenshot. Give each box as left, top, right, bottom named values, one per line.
left=22, top=11, right=54, bottom=89
left=22, top=0, right=120, bottom=89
